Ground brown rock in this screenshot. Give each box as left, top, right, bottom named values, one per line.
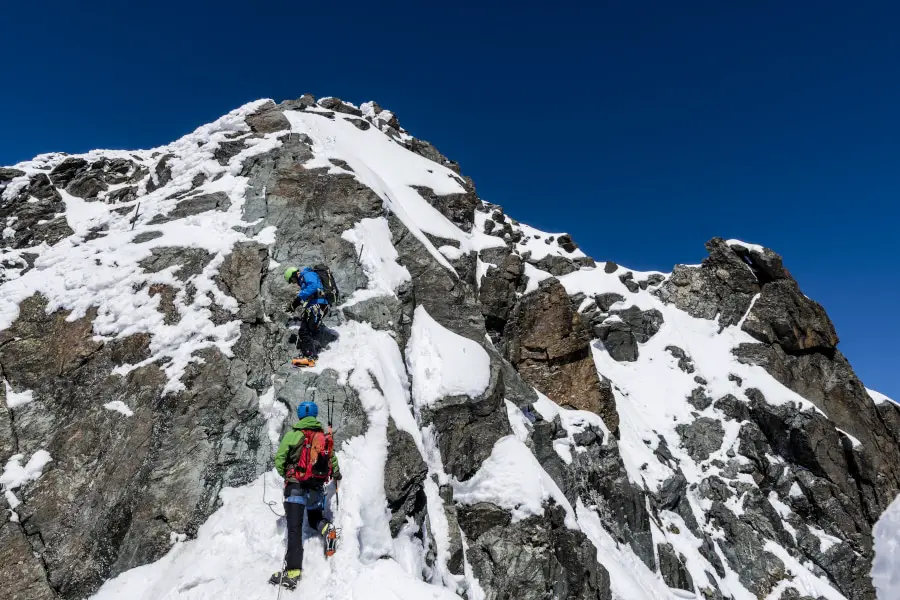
left=0, top=496, right=55, bottom=600
left=503, top=278, right=619, bottom=434
left=246, top=101, right=291, bottom=134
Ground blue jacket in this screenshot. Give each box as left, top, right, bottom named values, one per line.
left=297, top=268, right=328, bottom=305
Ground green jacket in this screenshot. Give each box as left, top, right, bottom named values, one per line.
left=274, top=416, right=341, bottom=481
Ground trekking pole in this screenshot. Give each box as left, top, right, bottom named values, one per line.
left=130, top=201, right=140, bottom=230
left=326, top=394, right=341, bottom=513
left=276, top=556, right=286, bottom=600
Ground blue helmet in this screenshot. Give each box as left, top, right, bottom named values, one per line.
left=297, top=401, right=318, bottom=419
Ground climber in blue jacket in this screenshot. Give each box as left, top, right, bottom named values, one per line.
left=284, top=267, right=330, bottom=367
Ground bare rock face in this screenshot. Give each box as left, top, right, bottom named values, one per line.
left=530, top=415, right=655, bottom=570
left=412, top=184, right=479, bottom=232
left=149, top=191, right=231, bottom=224
left=383, top=419, right=428, bottom=536
left=0, top=174, right=73, bottom=249
left=0, top=494, right=55, bottom=600
left=676, top=417, right=725, bottom=461
left=0, top=294, right=270, bottom=598
left=418, top=349, right=513, bottom=482
left=479, top=252, right=524, bottom=339
left=741, top=279, right=838, bottom=352
left=461, top=503, right=612, bottom=600
left=593, top=305, right=664, bottom=362
left=530, top=254, right=578, bottom=276
left=658, top=543, right=693, bottom=592
left=503, top=278, right=619, bottom=434
left=656, top=237, right=760, bottom=328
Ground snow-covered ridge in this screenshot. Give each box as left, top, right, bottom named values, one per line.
left=2, top=95, right=897, bottom=600
left=1, top=99, right=280, bottom=393
left=868, top=388, right=896, bottom=405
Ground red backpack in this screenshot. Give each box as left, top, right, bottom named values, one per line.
left=286, top=429, right=334, bottom=483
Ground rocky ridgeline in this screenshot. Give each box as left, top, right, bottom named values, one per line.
left=1, top=96, right=898, bottom=600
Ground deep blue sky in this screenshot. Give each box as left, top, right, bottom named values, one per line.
left=1, top=1, right=897, bottom=399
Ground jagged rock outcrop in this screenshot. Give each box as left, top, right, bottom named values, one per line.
left=461, top=503, right=612, bottom=600
left=502, top=278, right=619, bottom=434
left=412, top=184, right=479, bottom=232
left=529, top=414, right=655, bottom=570
left=384, top=419, right=428, bottom=536
left=656, top=237, right=760, bottom=327
left=1, top=493, right=54, bottom=600
left=592, top=305, right=664, bottom=362
left=0, top=173, right=72, bottom=249
left=479, top=252, right=524, bottom=339
left=657, top=543, right=693, bottom=592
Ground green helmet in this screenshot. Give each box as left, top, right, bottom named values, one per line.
left=284, top=266, right=299, bottom=283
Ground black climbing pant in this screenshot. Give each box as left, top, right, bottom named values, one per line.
left=296, top=304, right=328, bottom=358
left=284, top=483, right=327, bottom=570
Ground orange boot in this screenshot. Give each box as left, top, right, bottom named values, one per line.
left=291, top=356, right=316, bottom=368
left=321, top=522, right=337, bottom=557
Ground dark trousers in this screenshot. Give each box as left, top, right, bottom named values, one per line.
left=284, top=484, right=326, bottom=570
left=296, top=304, right=327, bottom=358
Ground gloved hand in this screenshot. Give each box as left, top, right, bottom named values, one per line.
left=332, top=472, right=342, bottom=481
left=285, top=300, right=295, bottom=314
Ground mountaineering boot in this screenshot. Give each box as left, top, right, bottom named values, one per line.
left=268, top=569, right=301, bottom=589
left=291, top=356, right=316, bottom=368
left=321, top=522, right=338, bottom=557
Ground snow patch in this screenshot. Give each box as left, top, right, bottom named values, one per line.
left=103, top=400, right=134, bottom=417
left=341, top=217, right=411, bottom=306
left=513, top=222, right=586, bottom=261
left=522, top=262, right=553, bottom=293
left=725, top=239, right=766, bottom=254
left=1, top=450, right=53, bottom=509
left=452, top=436, right=576, bottom=527
left=504, top=400, right=532, bottom=443
left=836, top=428, right=863, bottom=448
left=807, top=525, right=842, bottom=553
left=406, top=306, right=490, bottom=408
left=438, top=245, right=464, bottom=261
left=868, top=388, right=896, bottom=406
left=3, top=380, right=34, bottom=408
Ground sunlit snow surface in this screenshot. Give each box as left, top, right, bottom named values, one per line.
left=873, top=494, right=900, bottom=600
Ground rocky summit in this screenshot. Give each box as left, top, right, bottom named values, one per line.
left=0, top=96, right=897, bottom=600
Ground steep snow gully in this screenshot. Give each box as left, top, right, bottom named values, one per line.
left=1, top=96, right=899, bottom=600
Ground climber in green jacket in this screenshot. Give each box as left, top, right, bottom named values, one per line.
left=269, top=401, right=342, bottom=590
